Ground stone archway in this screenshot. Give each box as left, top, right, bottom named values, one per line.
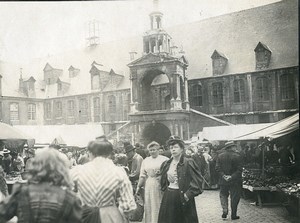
left=142, top=122, right=171, bottom=146
left=140, top=70, right=170, bottom=111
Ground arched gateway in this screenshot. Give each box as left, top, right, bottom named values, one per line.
left=142, top=122, right=171, bottom=146
left=127, top=2, right=190, bottom=144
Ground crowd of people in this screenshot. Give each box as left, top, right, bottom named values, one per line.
left=0, top=135, right=246, bottom=223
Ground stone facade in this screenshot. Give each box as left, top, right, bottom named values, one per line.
left=188, top=66, right=299, bottom=124
left=0, top=0, right=298, bottom=145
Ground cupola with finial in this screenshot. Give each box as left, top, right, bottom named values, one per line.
left=143, top=0, right=172, bottom=55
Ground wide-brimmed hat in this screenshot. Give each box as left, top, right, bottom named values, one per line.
left=166, top=135, right=184, bottom=147
left=2, top=149, right=10, bottom=154
left=223, top=141, right=236, bottom=149
left=125, top=144, right=135, bottom=153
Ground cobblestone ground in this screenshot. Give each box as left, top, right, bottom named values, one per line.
left=8, top=190, right=300, bottom=223
left=131, top=189, right=299, bottom=223
left=196, top=190, right=299, bottom=223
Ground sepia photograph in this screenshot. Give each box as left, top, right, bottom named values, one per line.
left=0, top=0, right=299, bottom=222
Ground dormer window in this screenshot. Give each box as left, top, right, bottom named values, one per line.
left=68, top=66, right=80, bottom=78
left=254, top=42, right=271, bottom=70
left=211, top=50, right=228, bottom=76
left=58, top=83, right=62, bottom=91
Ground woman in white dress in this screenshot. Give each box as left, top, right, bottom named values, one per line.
left=136, top=141, right=168, bottom=223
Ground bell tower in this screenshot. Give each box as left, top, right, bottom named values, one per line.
left=127, top=0, right=190, bottom=144
left=143, top=0, right=171, bottom=55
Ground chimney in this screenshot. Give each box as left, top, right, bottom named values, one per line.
left=129, top=52, right=137, bottom=61
left=19, top=68, right=24, bottom=93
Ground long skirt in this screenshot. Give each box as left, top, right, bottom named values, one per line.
left=82, top=205, right=128, bottom=223
left=144, top=177, right=163, bottom=223
left=158, top=188, right=199, bottom=223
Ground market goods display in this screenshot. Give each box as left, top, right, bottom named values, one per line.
left=5, top=171, right=23, bottom=182
left=242, top=168, right=291, bottom=188
left=277, top=182, right=300, bottom=198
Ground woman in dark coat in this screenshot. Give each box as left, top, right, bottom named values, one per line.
left=158, top=136, right=203, bottom=223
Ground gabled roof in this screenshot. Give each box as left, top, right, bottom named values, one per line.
left=24, top=76, right=36, bottom=82
left=68, top=65, right=79, bottom=71
left=91, top=60, right=104, bottom=71
left=127, top=52, right=179, bottom=67
left=43, top=63, right=53, bottom=71
left=254, top=42, right=272, bottom=52
left=167, top=0, right=298, bottom=79
left=109, top=69, right=123, bottom=77
left=0, top=0, right=297, bottom=97
left=211, top=50, right=228, bottom=59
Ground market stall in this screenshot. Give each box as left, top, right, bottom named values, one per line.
left=235, top=113, right=300, bottom=212
left=14, top=124, right=104, bottom=148
left=0, top=122, right=35, bottom=193
left=0, top=122, right=35, bottom=153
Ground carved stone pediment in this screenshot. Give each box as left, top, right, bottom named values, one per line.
left=128, top=53, right=177, bottom=67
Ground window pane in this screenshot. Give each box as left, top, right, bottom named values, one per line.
left=10, top=103, right=19, bottom=121
left=68, top=100, right=74, bottom=117
left=212, top=83, right=223, bottom=105
left=46, top=103, right=51, bottom=119
left=280, top=74, right=294, bottom=100
left=192, top=85, right=202, bottom=106
left=28, top=104, right=36, bottom=120
left=233, top=80, right=245, bottom=103
left=256, top=78, right=269, bottom=101
left=93, top=97, right=100, bottom=122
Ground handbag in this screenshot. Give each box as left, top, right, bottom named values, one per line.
left=128, top=193, right=144, bottom=222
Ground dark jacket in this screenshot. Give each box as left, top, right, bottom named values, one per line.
left=160, top=155, right=203, bottom=203
left=0, top=182, right=82, bottom=223
left=215, top=149, right=242, bottom=185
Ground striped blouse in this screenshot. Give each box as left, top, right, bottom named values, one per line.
left=70, top=156, right=136, bottom=212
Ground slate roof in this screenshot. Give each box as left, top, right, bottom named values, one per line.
left=0, top=0, right=298, bottom=97
left=167, top=0, right=298, bottom=79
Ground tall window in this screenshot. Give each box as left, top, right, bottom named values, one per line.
left=93, top=97, right=100, bottom=122
left=108, top=95, right=116, bottom=113
left=55, top=101, right=62, bottom=117
left=45, top=103, right=51, bottom=119
left=233, top=79, right=245, bottom=103
left=256, top=77, right=269, bottom=101
left=67, top=100, right=75, bottom=117
left=28, top=103, right=36, bottom=120
left=79, top=98, right=88, bottom=116
left=10, top=103, right=19, bottom=121
left=212, top=82, right=223, bottom=105
left=280, top=74, right=294, bottom=100
left=192, top=85, right=203, bottom=106
left=123, top=94, right=130, bottom=120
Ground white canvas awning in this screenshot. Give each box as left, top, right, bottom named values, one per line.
left=202, top=123, right=273, bottom=141
left=14, top=124, right=104, bottom=147
left=235, top=113, right=299, bottom=141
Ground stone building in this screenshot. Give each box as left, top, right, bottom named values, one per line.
left=0, top=0, right=298, bottom=145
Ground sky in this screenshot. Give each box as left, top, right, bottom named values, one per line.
left=0, top=0, right=280, bottom=64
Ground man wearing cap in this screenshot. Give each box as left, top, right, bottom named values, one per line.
left=216, top=141, right=242, bottom=220
left=125, top=144, right=143, bottom=190
left=135, top=143, right=148, bottom=159
left=2, top=149, right=12, bottom=174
